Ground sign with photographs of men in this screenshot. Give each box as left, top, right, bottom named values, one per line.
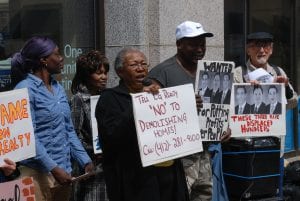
left=195, top=60, right=234, bottom=141
left=229, top=83, right=286, bottom=137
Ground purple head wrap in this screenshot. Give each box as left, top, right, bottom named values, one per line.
left=10, top=36, right=57, bottom=87
left=11, top=36, right=57, bottom=71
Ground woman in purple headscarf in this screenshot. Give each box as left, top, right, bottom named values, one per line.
left=11, top=36, right=94, bottom=201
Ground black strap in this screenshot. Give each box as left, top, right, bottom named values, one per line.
left=270, top=64, right=281, bottom=76
left=242, top=64, right=294, bottom=99
left=241, top=64, right=247, bottom=83
left=5, top=167, right=20, bottom=181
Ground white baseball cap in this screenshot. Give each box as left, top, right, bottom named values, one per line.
left=175, top=21, right=213, bottom=41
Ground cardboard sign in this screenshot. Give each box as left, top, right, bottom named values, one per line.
left=195, top=60, right=235, bottom=141
left=90, top=95, right=102, bottom=154
left=0, top=177, right=35, bottom=200
left=230, top=83, right=286, bottom=137
left=0, top=88, right=36, bottom=165
left=131, top=84, right=203, bottom=167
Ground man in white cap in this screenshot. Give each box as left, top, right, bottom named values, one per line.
left=148, top=20, right=230, bottom=201
left=148, top=21, right=213, bottom=87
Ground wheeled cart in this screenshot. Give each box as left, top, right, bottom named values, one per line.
left=222, top=137, right=283, bottom=201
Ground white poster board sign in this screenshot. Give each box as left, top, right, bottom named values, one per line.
left=229, top=83, right=286, bottom=137
left=0, top=88, right=36, bottom=165
left=131, top=84, right=203, bottom=167
left=247, top=68, right=274, bottom=83
left=195, top=60, right=235, bottom=141
left=0, top=177, right=35, bottom=200
left=90, top=95, right=102, bottom=154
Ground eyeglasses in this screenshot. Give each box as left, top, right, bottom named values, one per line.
left=126, top=63, right=148, bottom=69
left=248, top=41, right=272, bottom=50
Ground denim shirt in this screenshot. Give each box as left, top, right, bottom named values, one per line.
left=15, top=74, right=91, bottom=173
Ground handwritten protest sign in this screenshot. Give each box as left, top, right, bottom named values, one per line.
left=230, top=83, right=286, bottom=137
left=0, top=88, right=36, bottom=165
left=195, top=60, right=235, bottom=141
left=198, top=104, right=230, bottom=141
left=131, top=84, right=203, bottom=167
left=0, top=177, right=35, bottom=200
left=90, top=95, right=102, bottom=154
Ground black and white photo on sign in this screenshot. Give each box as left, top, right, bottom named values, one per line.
left=233, top=84, right=283, bottom=115
left=230, top=83, right=286, bottom=137
left=195, top=60, right=235, bottom=141
left=197, top=71, right=233, bottom=105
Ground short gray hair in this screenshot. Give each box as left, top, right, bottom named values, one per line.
left=114, top=47, right=143, bottom=72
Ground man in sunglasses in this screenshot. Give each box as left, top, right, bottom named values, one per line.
left=246, top=32, right=274, bottom=70
left=229, top=32, right=298, bottom=199
left=233, top=32, right=297, bottom=108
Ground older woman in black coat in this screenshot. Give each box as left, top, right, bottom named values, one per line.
left=95, top=48, right=189, bottom=201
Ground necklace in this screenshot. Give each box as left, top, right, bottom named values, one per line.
left=175, top=56, right=196, bottom=78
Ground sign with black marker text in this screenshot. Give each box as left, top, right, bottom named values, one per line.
left=195, top=60, right=235, bottom=141
left=0, top=177, right=35, bottom=200
left=131, top=84, right=203, bottom=167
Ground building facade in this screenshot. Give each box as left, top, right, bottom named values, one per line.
left=0, top=0, right=299, bottom=151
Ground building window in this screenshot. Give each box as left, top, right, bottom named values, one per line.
left=0, top=0, right=104, bottom=95
left=224, top=0, right=246, bottom=67
left=247, top=0, right=294, bottom=85
left=225, top=0, right=297, bottom=91
left=225, top=0, right=299, bottom=151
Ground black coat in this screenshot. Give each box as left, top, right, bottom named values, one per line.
left=266, top=102, right=282, bottom=114
left=95, top=81, right=189, bottom=201
left=235, top=103, right=251, bottom=114
left=221, top=90, right=231, bottom=104
left=251, top=102, right=267, bottom=114
left=199, top=87, right=212, bottom=97
left=210, top=89, right=223, bottom=104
